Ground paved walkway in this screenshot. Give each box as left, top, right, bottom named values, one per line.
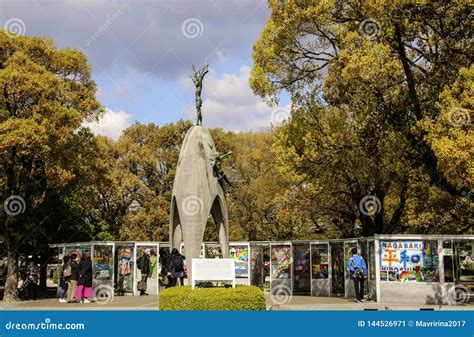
left=1, top=295, right=159, bottom=311
left=267, top=295, right=474, bottom=311
left=2, top=294, right=473, bottom=311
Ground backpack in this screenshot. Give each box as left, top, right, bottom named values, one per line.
left=350, top=258, right=365, bottom=281
left=136, top=256, right=143, bottom=271
left=172, top=255, right=184, bottom=272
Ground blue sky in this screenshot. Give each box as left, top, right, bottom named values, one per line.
left=1, top=0, right=290, bottom=138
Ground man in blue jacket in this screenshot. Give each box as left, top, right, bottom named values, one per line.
left=347, top=247, right=368, bottom=303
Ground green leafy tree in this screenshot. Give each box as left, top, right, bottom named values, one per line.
left=91, top=121, right=192, bottom=242
left=251, top=0, right=473, bottom=236
left=0, top=31, right=104, bottom=300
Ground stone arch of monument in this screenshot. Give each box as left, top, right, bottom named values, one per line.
left=170, top=195, right=229, bottom=257
left=169, top=125, right=229, bottom=280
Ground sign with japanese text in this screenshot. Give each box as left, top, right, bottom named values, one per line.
left=380, top=241, right=423, bottom=277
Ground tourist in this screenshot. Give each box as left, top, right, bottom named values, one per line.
left=58, top=256, right=70, bottom=303
left=75, top=253, right=93, bottom=303
left=347, top=247, right=367, bottom=303
left=137, top=249, right=150, bottom=295
left=159, top=249, right=170, bottom=287
left=66, top=254, right=79, bottom=303
left=174, top=249, right=185, bottom=286
left=167, top=248, right=185, bottom=287
left=165, top=252, right=174, bottom=287
left=49, top=266, right=54, bottom=280
left=25, top=260, right=39, bottom=300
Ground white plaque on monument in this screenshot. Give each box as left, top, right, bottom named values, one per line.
left=191, top=258, right=236, bottom=289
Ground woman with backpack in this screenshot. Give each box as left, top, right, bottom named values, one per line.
left=166, top=248, right=184, bottom=287
left=137, top=249, right=150, bottom=296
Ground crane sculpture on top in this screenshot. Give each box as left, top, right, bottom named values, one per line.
left=190, top=64, right=208, bottom=126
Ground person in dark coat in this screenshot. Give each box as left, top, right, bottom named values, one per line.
left=75, top=253, right=93, bottom=303
left=137, top=249, right=150, bottom=296
left=25, top=260, right=39, bottom=300
left=167, top=248, right=185, bottom=287
left=159, top=249, right=170, bottom=287
left=59, top=256, right=70, bottom=303
left=165, top=252, right=174, bottom=288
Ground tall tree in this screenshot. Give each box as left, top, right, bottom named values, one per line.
left=211, top=129, right=331, bottom=241
left=0, top=31, right=104, bottom=300
left=251, top=0, right=473, bottom=235
left=91, top=121, right=192, bottom=242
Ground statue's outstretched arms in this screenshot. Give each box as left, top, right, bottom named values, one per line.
left=223, top=175, right=234, bottom=188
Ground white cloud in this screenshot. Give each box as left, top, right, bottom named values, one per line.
left=83, top=108, right=130, bottom=140
left=2, top=0, right=269, bottom=79
left=181, top=66, right=290, bottom=131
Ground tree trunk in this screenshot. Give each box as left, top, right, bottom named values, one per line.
left=3, top=242, right=18, bottom=303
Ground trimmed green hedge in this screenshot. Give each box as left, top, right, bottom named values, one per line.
left=159, top=286, right=266, bottom=310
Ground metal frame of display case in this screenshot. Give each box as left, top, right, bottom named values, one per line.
left=248, top=241, right=270, bottom=288
left=366, top=238, right=376, bottom=300
left=373, top=234, right=474, bottom=303
left=229, top=242, right=251, bottom=285
left=51, top=241, right=116, bottom=294
left=91, top=242, right=116, bottom=291
left=441, top=238, right=455, bottom=283
left=114, top=242, right=135, bottom=293
left=48, top=235, right=473, bottom=303
left=269, top=241, right=293, bottom=295
left=291, top=240, right=311, bottom=295
left=133, top=242, right=160, bottom=296
left=309, top=241, right=331, bottom=297
left=343, top=239, right=359, bottom=298
left=452, top=238, right=474, bottom=286
left=327, top=239, right=346, bottom=297
left=356, top=238, right=370, bottom=300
